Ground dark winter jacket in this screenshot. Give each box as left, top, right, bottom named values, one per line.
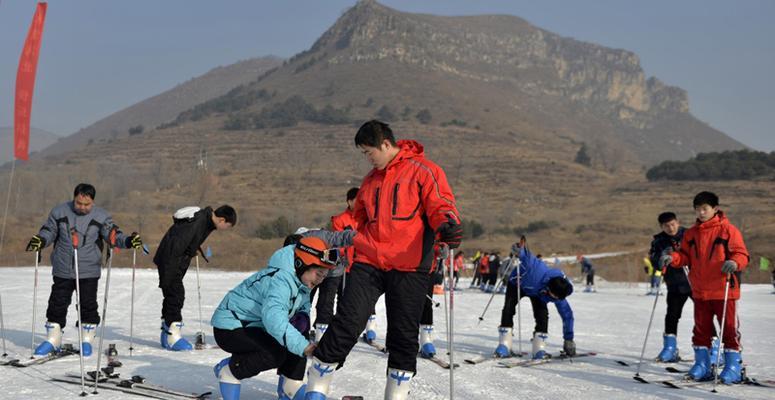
left=508, top=247, right=575, bottom=340
left=153, top=207, right=215, bottom=286
left=649, top=228, right=690, bottom=290
left=580, top=257, right=594, bottom=275
left=36, top=201, right=130, bottom=279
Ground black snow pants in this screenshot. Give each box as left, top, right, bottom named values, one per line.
left=664, top=285, right=692, bottom=335
left=500, top=282, right=549, bottom=334
left=314, top=263, right=429, bottom=372
left=312, top=275, right=343, bottom=326
left=214, top=327, right=307, bottom=380
left=46, top=276, right=100, bottom=327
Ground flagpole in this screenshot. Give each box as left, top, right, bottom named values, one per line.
left=0, top=158, right=17, bottom=258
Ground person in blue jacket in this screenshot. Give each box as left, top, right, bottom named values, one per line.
left=210, top=236, right=339, bottom=400
left=494, top=238, right=575, bottom=360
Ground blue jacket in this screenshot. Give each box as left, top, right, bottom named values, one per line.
left=211, top=245, right=311, bottom=357
left=509, top=247, right=575, bottom=340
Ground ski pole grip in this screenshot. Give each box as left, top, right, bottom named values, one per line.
left=70, top=228, right=79, bottom=248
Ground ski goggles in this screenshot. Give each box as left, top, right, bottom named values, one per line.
left=296, top=243, right=341, bottom=269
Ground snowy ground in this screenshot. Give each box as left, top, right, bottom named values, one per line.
left=1, top=266, right=773, bottom=399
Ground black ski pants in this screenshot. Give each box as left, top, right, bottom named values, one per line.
left=315, top=263, right=429, bottom=372
left=312, top=275, right=343, bottom=326
left=160, top=277, right=186, bottom=325
left=214, top=327, right=306, bottom=380
left=586, top=271, right=595, bottom=286
left=471, top=268, right=482, bottom=286
left=46, top=276, right=100, bottom=328
left=487, top=272, right=498, bottom=286
left=500, top=282, right=549, bottom=334
left=420, top=275, right=436, bottom=326
left=664, top=286, right=692, bottom=335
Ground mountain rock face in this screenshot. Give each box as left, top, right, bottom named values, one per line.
left=37, top=56, right=283, bottom=157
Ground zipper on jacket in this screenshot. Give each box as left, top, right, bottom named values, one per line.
left=392, top=183, right=400, bottom=216
left=373, top=187, right=380, bottom=219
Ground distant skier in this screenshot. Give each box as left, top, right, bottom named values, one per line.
left=485, top=252, right=501, bottom=293
left=153, top=205, right=236, bottom=351
left=648, top=211, right=692, bottom=362
left=495, top=239, right=575, bottom=360
left=25, top=183, right=142, bottom=357
left=304, top=120, right=461, bottom=400
left=662, top=192, right=749, bottom=384
left=578, top=255, right=596, bottom=292
left=211, top=236, right=339, bottom=400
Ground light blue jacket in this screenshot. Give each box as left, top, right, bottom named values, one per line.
left=211, top=245, right=311, bottom=357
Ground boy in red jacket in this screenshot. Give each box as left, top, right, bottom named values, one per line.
left=662, top=191, right=749, bottom=383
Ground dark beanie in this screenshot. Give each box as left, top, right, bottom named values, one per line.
left=547, top=276, right=573, bottom=299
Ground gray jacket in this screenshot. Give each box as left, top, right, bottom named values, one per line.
left=302, top=229, right=355, bottom=278
left=36, top=201, right=130, bottom=279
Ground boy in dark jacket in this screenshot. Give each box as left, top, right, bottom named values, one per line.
left=153, top=205, right=236, bottom=351
left=649, top=211, right=692, bottom=362
left=663, top=192, right=749, bottom=383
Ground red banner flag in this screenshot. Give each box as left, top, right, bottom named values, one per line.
left=14, top=2, right=47, bottom=161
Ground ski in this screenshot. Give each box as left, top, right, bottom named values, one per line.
left=661, top=377, right=775, bottom=390
left=419, top=354, right=460, bottom=369
left=53, top=376, right=180, bottom=399
left=361, top=336, right=388, bottom=354
left=342, top=397, right=364, bottom=400
left=464, top=351, right=527, bottom=365
left=69, top=372, right=212, bottom=399
left=497, top=352, right=596, bottom=368
left=9, top=345, right=78, bottom=367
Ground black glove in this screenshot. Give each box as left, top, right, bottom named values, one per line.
left=721, top=260, right=738, bottom=274
left=125, top=232, right=143, bottom=249
left=437, top=216, right=462, bottom=249
left=563, top=339, right=576, bottom=357
left=25, top=235, right=45, bottom=252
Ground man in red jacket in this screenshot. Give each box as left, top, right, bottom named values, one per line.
left=662, top=191, right=749, bottom=384
left=305, top=120, right=462, bottom=400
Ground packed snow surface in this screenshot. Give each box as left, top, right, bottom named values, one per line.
left=1, top=266, right=773, bottom=399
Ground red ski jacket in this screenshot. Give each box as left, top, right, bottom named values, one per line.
left=352, top=140, right=460, bottom=273
left=669, top=212, right=749, bottom=300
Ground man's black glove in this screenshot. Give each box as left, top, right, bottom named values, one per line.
left=26, top=235, right=45, bottom=252
left=437, top=216, right=462, bottom=249
left=126, top=232, right=143, bottom=249
left=563, top=339, right=577, bottom=357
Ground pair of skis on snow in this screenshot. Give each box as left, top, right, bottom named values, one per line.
left=53, top=371, right=212, bottom=399
left=620, top=359, right=775, bottom=390
left=360, top=336, right=460, bottom=369
left=0, top=343, right=79, bottom=367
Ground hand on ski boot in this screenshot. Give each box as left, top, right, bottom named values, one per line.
left=26, top=235, right=45, bottom=252
left=437, top=216, right=462, bottom=249
left=126, top=232, right=144, bottom=249
left=563, top=339, right=577, bottom=357
left=721, top=260, right=738, bottom=274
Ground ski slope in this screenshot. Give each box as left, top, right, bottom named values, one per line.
left=0, top=266, right=773, bottom=399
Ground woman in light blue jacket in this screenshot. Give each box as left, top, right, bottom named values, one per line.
left=211, top=236, right=338, bottom=400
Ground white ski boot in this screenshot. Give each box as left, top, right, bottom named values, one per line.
left=385, top=368, right=413, bottom=400
left=33, top=321, right=62, bottom=356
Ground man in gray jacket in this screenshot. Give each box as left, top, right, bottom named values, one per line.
left=25, top=183, right=142, bottom=357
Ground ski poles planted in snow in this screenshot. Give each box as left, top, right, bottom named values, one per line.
left=447, top=247, right=456, bottom=400
left=71, top=228, right=88, bottom=396
left=712, top=274, right=732, bottom=393
left=194, top=248, right=210, bottom=349
left=93, top=229, right=117, bottom=394
left=634, top=273, right=665, bottom=383
left=129, top=247, right=136, bottom=356
left=30, top=250, right=40, bottom=359
left=476, top=259, right=516, bottom=325
left=1, top=292, right=7, bottom=358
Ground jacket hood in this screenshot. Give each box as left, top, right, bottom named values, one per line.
left=384, top=140, right=424, bottom=170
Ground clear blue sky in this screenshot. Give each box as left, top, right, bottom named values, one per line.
left=1, top=0, right=773, bottom=151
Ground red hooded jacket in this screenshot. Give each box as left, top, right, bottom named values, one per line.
left=670, top=211, right=749, bottom=300
left=352, top=140, right=460, bottom=273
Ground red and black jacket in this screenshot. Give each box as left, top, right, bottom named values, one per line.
left=352, top=140, right=460, bottom=273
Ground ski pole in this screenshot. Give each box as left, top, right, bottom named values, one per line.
left=712, top=275, right=732, bottom=393
left=425, top=294, right=440, bottom=308
left=476, top=259, right=516, bottom=325
left=195, top=255, right=204, bottom=347
left=634, top=273, right=665, bottom=383
left=129, top=247, right=136, bottom=357
left=1, top=292, right=7, bottom=358
left=447, top=247, right=455, bottom=400
left=93, top=229, right=116, bottom=394
left=30, top=250, right=39, bottom=359
left=516, top=259, right=522, bottom=356
left=71, top=228, right=87, bottom=396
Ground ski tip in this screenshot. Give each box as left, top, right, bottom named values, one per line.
left=633, top=375, right=649, bottom=384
